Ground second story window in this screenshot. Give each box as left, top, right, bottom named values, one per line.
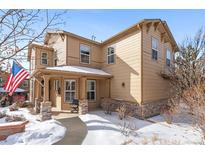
left=151, top=37, right=159, bottom=61
left=41, top=52, right=48, bottom=65
left=107, top=47, right=115, bottom=64
left=80, top=44, right=90, bottom=64
left=166, top=48, right=171, bottom=67
left=54, top=59, right=57, bottom=66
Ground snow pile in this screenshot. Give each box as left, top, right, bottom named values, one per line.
left=0, top=107, right=66, bottom=145
left=79, top=111, right=204, bottom=145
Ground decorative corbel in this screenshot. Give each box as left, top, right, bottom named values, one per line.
left=146, top=22, right=152, bottom=33
left=137, top=23, right=142, bottom=30
left=161, top=32, right=166, bottom=43
left=153, top=22, right=160, bottom=31
left=59, top=33, right=65, bottom=41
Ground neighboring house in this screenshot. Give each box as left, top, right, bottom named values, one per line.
left=0, top=71, right=9, bottom=88
left=0, top=70, right=30, bottom=92
left=28, top=19, right=178, bottom=117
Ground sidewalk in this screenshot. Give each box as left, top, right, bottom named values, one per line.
left=53, top=112, right=87, bottom=145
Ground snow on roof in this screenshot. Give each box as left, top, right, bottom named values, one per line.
left=45, top=65, right=112, bottom=76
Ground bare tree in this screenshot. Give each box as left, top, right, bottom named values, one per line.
left=168, top=28, right=205, bottom=137
left=0, top=9, right=66, bottom=69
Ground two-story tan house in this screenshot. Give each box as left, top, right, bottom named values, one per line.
left=28, top=19, right=178, bottom=117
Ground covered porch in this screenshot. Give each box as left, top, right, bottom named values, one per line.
left=30, top=65, right=112, bottom=113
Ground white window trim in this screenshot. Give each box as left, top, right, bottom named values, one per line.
left=80, top=44, right=91, bottom=64
left=87, top=80, right=96, bottom=101
left=107, top=47, right=115, bottom=64
left=151, top=37, right=159, bottom=60
left=41, top=52, right=48, bottom=65
left=64, top=80, right=76, bottom=103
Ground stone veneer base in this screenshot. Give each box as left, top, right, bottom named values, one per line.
left=100, top=98, right=168, bottom=118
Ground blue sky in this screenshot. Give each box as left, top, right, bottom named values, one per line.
left=20, top=9, right=205, bottom=69
left=58, top=9, right=205, bottom=43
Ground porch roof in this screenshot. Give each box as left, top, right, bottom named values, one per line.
left=41, top=65, right=112, bottom=77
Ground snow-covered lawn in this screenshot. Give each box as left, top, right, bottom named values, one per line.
left=0, top=107, right=66, bottom=145
left=79, top=111, right=204, bottom=145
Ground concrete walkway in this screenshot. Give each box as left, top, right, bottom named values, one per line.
left=54, top=116, right=88, bottom=145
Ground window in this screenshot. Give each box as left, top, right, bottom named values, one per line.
left=107, top=47, right=115, bottom=64
left=22, top=80, right=29, bottom=87
left=80, top=44, right=90, bottom=64
left=166, top=48, right=171, bottom=67
left=64, top=80, right=76, bottom=102
left=41, top=52, right=48, bottom=65
left=54, top=80, right=60, bottom=91
left=41, top=80, right=44, bottom=97
left=151, top=37, right=159, bottom=60
left=0, top=77, right=3, bottom=86
left=202, top=66, right=205, bottom=74
left=54, top=59, right=57, bottom=66
left=87, top=80, right=96, bottom=101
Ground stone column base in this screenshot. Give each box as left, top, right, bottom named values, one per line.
left=40, top=101, right=52, bottom=121
left=34, top=98, right=41, bottom=114
left=79, top=99, right=88, bottom=115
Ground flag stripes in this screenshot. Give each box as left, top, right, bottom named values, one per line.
left=4, top=61, right=29, bottom=96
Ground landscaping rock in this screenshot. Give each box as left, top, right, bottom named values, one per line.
left=9, top=103, right=19, bottom=111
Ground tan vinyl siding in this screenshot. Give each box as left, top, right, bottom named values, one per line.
left=47, top=34, right=67, bottom=65
left=67, top=36, right=102, bottom=69
left=30, top=48, right=36, bottom=74
left=30, top=47, right=54, bottom=70
left=102, top=30, right=142, bottom=103
left=142, top=25, right=173, bottom=103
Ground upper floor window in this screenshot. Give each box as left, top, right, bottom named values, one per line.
left=151, top=37, right=159, bottom=60
left=107, top=47, right=115, bottom=64
left=166, top=48, right=171, bottom=67
left=41, top=52, right=48, bottom=65
left=54, top=59, right=57, bottom=66
left=80, top=44, right=90, bottom=64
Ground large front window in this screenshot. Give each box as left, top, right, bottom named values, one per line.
left=80, top=44, right=90, bottom=64
left=87, top=80, right=96, bottom=101
left=64, top=80, right=76, bottom=102
left=151, top=37, right=159, bottom=60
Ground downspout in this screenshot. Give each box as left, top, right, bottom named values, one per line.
left=140, top=24, right=144, bottom=118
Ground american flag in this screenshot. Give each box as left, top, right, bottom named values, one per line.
left=4, top=61, right=29, bottom=96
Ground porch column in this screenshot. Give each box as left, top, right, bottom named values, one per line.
left=108, top=78, right=111, bottom=98
left=80, top=77, right=86, bottom=99
left=79, top=77, right=88, bottom=114
left=40, top=75, right=52, bottom=121
left=43, top=75, right=50, bottom=102
left=36, top=78, right=40, bottom=99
